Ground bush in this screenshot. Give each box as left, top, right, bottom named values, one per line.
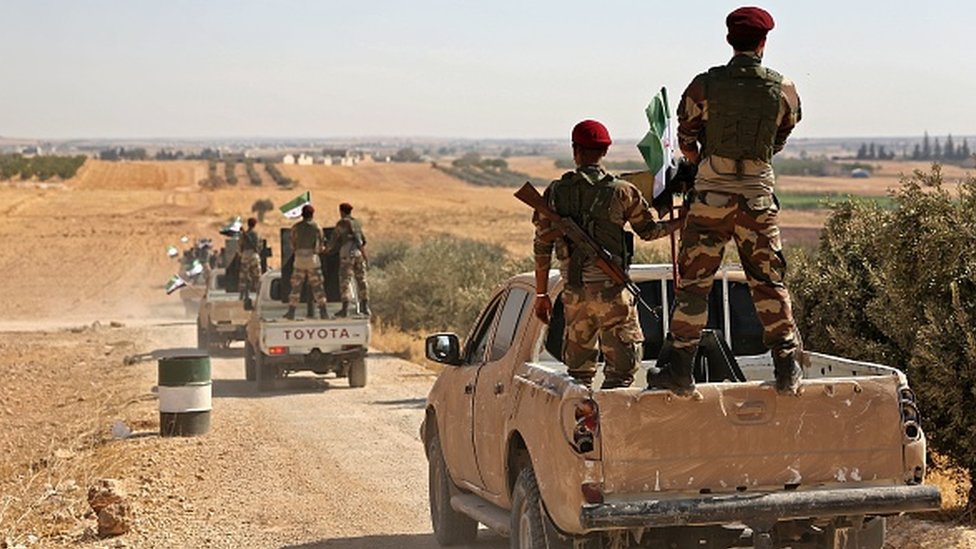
left=0, top=154, right=86, bottom=181
left=370, top=236, right=526, bottom=334
left=789, top=164, right=976, bottom=509
left=251, top=199, right=274, bottom=222
left=224, top=160, right=238, bottom=185
left=245, top=160, right=262, bottom=186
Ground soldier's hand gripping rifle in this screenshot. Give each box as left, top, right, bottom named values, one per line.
left=514, top=182, right=656, bottom=317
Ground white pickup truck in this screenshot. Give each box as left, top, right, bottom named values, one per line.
left=244, top=270, right=370, bottom=391
left=196, top=268, right=251, bottom=350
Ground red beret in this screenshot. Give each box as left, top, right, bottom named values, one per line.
left=247, top=217, right=257, bottom=227
left=726, top=6, right=774, bottom=44
left=339, top=202, right=353, bottom=212
left=301, top=204, right=315, bottom=216
left=572, top=119, right=612, bottom=148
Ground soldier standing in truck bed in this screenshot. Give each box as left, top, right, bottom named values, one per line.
left=238, top=217, right=261, bottom=309
left=533, top=120, right=682, bottom=389
left=284, top=204, right=330, bottom=320
left=325, top=202, right=370, bottom=317
left=647, top=6, right=804, bottom=396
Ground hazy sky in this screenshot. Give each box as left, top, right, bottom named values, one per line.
left=2, top=0, right=973, bottom=140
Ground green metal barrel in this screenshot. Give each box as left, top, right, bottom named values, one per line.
left=158, top=352, right=212, bottom=437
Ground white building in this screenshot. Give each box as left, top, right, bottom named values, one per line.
left=296, top=153, right=314, bottom=166
left=282, top=154, right=296, bottom=165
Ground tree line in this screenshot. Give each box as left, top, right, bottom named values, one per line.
left=0, top=154, right=86, bottom=181
left=856, top=133, right=973, bottom=162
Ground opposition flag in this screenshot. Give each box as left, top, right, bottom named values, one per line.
left=186, top=259, right=204, bottom=277
left=279, top=191, right=311, bottom=218
left=166, top=246, right=179, bottom=258
left=180, top=235, right=189, bottom=243
left=219, top=216, right=243, bottom=236
left=165, top=275, right=188, bottom=295
left=637, top=87, right=677, bottom=199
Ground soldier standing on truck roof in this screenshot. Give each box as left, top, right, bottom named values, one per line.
left=324, top=202, right=370, bottom=318
left=647, top=6, right=804, bottom=396
left=238, top=217, right=261, bottom=310
left=533, top=120, right=683, bottom=389
left=284, top=204, right=331, bottom=320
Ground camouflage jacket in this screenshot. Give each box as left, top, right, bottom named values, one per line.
left=325, top=215, right=366, bottom=258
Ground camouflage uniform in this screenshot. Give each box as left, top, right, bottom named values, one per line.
left=534, top=165, right=682, bottom=388
left=672, top=53, right=802, bottom=362
left=287, top=219, right=328, bottom=309
left=238, top=228, right=262, bottom=296
left=325, top=215, right=369, bottom=303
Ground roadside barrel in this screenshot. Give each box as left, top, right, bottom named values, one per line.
left=158, top=351, right=212, bottom=437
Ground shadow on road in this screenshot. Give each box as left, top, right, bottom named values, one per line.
left=212, top=376, right=351, bottom=398
left=282, top=531, right=505, bottom=548
left=373, top=397, right=427, bottom=409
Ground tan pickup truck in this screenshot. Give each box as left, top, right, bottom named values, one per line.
left=196, top=268, right=250, bottom=350
left=421, top=264, right=939, bottom=549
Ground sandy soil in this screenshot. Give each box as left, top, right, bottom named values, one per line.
left=1, top=159, right=974, bottom=548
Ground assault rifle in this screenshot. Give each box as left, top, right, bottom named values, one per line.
left=514, top=182, right=655, bottom=316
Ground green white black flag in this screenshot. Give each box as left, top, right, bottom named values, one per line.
left=165, top=275, right=187, bottom=295
left=637, top=87, right=676, bottom=199
left=279, top=191, right=311, bottom=218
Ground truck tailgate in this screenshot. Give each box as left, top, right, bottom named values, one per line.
left=262, top=319, right=369, bottom=348
left=594, top=377, right=907, bottom=497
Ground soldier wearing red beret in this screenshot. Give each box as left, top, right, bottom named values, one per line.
left=284, top=203, right=330, bottom=320
left=532, top=120, right=682, bottom=389
left=324, top=202, right=370, bottom=317
left=648, top=6, right=804, bottom=396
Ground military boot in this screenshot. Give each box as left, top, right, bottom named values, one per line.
left=283, top=306, right=296, bottom=320
left=243, top=297, right=253, bottom=311
left=319, top=305, right=332, bottom=320
left=336, top=301, right=349, bottom=318
left=359, top=300, right=371, bottom=316
left=773, top=351, right=802, bottom=396
left=645, top=346, right=696, bottom=396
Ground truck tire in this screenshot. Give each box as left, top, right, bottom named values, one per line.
left=196, top=322, right=209, bottom=349
left=511, top=468, right=572, bottom=549
left=244, top=342, right=256, bottom=382
left=255, top=350, right=273, bottom=392
left=428, top=434, right=477, bottom=546
left=348, top=356, right=367, bottom=388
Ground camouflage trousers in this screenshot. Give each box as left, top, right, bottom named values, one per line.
left=671, top=191, right=798, bottom=358
left=288, top=266, right=327, bottom=308
left=562, top=281, right=644, bottom=389
left=339, top=254, right=369, bottom=302
left=239, top=253, right=261, bottom=294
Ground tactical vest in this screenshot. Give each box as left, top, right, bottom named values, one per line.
left=703, top=56, right=782, bottom=167
left=293, top=220, right=320, bottom=250
left=342, top=216, right=365, bottom=248
left=549, top=170, right=630, bottom=286
left=240, top=230, right=260, bottom=252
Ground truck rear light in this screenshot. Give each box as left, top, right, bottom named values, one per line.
left=572, top=399, right=599, bottom=454
left=899, top=387, right=922, bottom=442
left=268, top=346, right=287, bottom=355
left=581, top=482, right=604, bottom=504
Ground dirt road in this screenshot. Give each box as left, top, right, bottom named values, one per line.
left=108, top=323, right=506, bottom=548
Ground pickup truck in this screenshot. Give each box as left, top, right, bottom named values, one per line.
left=244, top=269, right=370, bottom=391
left=421, top=264, right=940, bottom=549
left=196, top=268, right=251, bottom=350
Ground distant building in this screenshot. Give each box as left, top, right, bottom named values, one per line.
left=851, top=168, right=870, bottom=178
left=282, top=154, right=296, bottom=165
left=296, top=153, right=313, bottom=166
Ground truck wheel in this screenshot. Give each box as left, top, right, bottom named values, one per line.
left=428, top=434, right=477, bottom=546
left=196, top=322, right=209, bottom=349
left=255, top=351, right=273, bottom=392
left=244, top=342, right=256, bottom=382
left=348, top=356, right=367, bottom=388
left=511, top=468, right=571, bottom=549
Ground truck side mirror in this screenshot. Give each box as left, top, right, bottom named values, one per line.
left=426, top=333, right=462, bottom=366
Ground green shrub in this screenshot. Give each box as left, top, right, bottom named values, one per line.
left=370, top=236, right=525, bottom=334
left=789, top=165, right=976, bottom=509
